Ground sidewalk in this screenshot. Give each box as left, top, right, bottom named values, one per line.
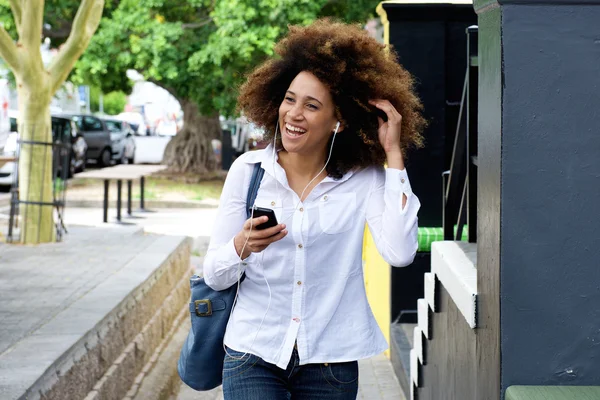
left=1, top=202, right=406, bottom=400
left=175, top=354, right=405, bottom=400
left=0, top=225, right=191, bottom=399
left=64, top=207, right=406, bottom=399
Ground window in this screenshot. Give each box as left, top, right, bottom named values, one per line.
left=104, top=120, right=122, bottom=132
left=82, top=116, right=103, bottom=131
left=9, top=117, right=17, bottom=133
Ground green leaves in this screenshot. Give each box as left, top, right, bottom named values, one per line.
left=73, top=0, right=379, bottom=117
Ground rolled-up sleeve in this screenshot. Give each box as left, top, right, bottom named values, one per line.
left=365, top=167, right=420, bottom=267
left=203, top=157, right=260, bottom=290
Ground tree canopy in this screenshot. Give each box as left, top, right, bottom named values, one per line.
left=73, top=0, right=380, bottom=116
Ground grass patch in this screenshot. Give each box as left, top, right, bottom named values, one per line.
left=132, top=177, right=224, bottom=201
left=69, top=174, right=224, bottom=202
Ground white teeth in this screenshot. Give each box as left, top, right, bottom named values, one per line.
left=285, top=123, right=306, bottom=133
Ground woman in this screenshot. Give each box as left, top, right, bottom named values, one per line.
left=204, top=19, right=425, bottom=400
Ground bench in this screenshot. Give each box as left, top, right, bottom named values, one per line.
left=506, top=386, right=600, bottom=400
left=73, top=164, right=166, bottom=223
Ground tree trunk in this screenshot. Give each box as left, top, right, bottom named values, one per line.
left=16, top=80, right=55, bottom=244
left=0, top=0, right=103, bottom=244
left=162, top=100, right=222, bottom=174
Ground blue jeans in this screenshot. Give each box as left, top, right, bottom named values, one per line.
left=222, top=346, right=359, bottom=400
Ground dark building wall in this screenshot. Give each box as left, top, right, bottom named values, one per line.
left=474, top=6, right=502, bottom=400
left=417, top=284, right=477, bottom=400
left=390, top=20, right=447, bottom=228
left=384, top=4, right=477, bottom=330
left=384, top=4, right=476, bottom=228
left=500, top=4, right=600, bottom=392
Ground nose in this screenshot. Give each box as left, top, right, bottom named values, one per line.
left=286, top=103, right=304, bottom=120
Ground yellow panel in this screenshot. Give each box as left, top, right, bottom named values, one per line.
left=363, top=227, right=391, bottom=358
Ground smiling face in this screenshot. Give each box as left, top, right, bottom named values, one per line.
left=278, top=71, right=341, bottom=156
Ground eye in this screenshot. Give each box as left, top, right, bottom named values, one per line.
left=285, top=96, right=295, bottom=102
left=306, top=104, right=318, bottom=110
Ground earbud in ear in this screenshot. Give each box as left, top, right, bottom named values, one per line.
left=334, top=121, right=340, bottom=132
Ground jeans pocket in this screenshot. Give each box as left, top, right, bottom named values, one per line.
left=321, top=361, right=359, bottom=391
left=222, top=347, right=259, bottom=377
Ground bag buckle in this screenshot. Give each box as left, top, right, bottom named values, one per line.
left=194, top=299, right=213, bottom=317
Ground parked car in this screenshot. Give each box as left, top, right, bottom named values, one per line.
left=52, top=115, right=88, bottom=176
left=155, top=119, right=178, bottom=137
left=102, top=118, right=136, bottom=164
left=0, top=114, right=88, bottom=187
left=58, top=114, right=113, bottom=167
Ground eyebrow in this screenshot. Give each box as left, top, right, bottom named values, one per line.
left=286, top=90, right=323, bottom=106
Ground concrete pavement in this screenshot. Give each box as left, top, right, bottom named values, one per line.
left=173, top=354, right=405, bottom=400
left=2, top=202, right=405, bottom=400
left=0, top=225, right=191, bottom=400
left=69, top=206, right=406, bottom=400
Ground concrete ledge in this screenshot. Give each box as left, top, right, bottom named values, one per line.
left=413, top=327, right=424, bottom=364
left=430, top=241, right=477, bottom=328
left=417, top=299, right=430, bottom=339
left=0, top=234, right=191, bottom=400
left=88, top=268, right=191, bottom=400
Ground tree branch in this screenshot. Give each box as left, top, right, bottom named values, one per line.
left=8, top=0, right=22, bottom=36
left=21, top=0, right=44, bottom=51
left=48, top=0, right=105, bottom=94
left=147, top=78, right=181, bottom=103
left=182, top=18, right=213, bottom=30
left=0, top=25, right=20, bottom=74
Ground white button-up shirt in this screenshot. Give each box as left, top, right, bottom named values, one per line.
left=204, top=145, right=420, bottom=369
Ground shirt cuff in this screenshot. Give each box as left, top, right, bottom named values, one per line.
left=221, top=237, right=258, bottom=270
left=385, top=168, right=413, bottom=197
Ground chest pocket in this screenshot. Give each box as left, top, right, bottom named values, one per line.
left=318, top=193, right=357, bottom=234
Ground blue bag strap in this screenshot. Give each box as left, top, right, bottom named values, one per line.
left=246, top=163, right=264, bottom=219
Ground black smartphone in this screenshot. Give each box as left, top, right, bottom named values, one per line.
left=249, top=206, right=279, bottom=230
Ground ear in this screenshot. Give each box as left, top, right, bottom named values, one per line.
left=333, top=121, right=345, bottom=133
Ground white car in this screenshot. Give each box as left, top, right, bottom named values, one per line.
left=0, top=132, right=18, bottom=187
left=155, top=120, right=178, bottom=137
left=103, top=118, right=136, bottom=164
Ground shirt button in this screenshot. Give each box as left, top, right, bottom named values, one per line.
left=299, top=207, right=304, bottom=212
left=297, top=281, right=302, bottom=285
left=271, top=201, right=276, bottom=206
left=401, top=178, right=406, bottom=183
left=298, top=244, right=303, bottom=249
left=323, top=195, right=328, bottom=201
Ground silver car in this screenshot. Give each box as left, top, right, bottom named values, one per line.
left=103, top=118, right=136, bottom=164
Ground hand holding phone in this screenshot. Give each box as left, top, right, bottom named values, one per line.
left=249, top=206, right=278, bottom=230
left=234, top=207, right=287, bottom=259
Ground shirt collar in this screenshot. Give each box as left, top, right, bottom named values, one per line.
left=241, top=144, right=355, bottom=185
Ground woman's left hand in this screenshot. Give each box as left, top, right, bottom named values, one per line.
left=369, top=99, right=405, bottom=169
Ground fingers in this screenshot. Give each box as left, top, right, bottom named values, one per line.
left=245, top=228, right=288, bottom=254
left=253, top=229, right=288, bottom=247
left=369, top=99, right=402, bottom=124
left=244, top=216, right=268, bottom=230
left=254, top=223, right=286, bottom=239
